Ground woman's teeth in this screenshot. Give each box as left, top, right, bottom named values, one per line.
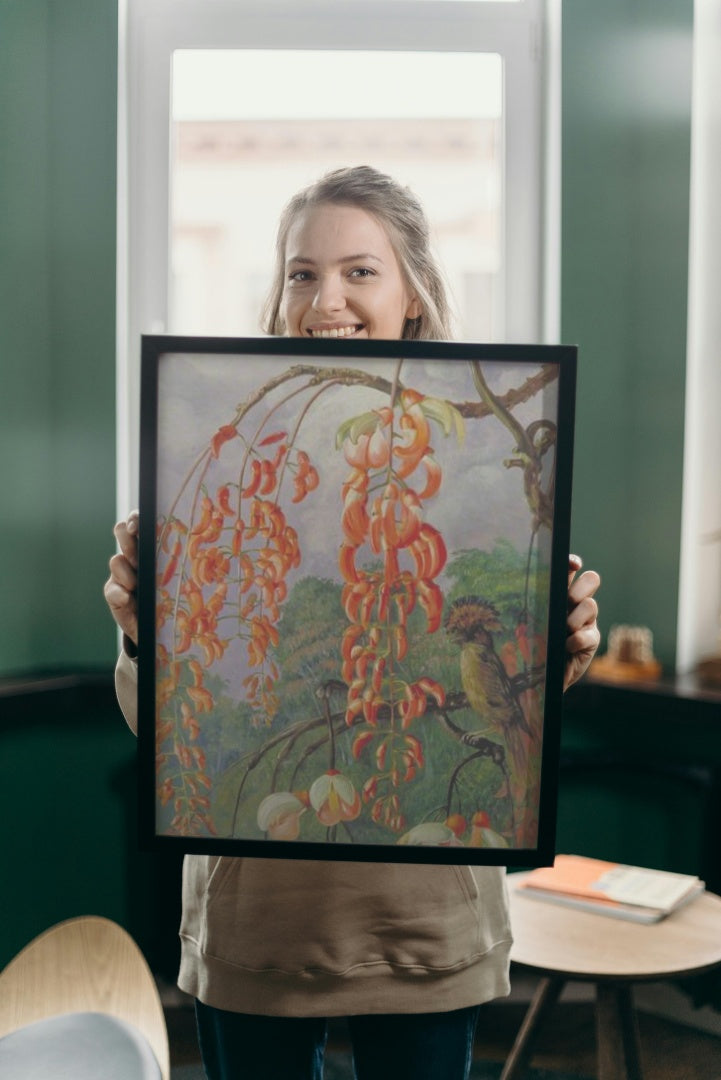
left=310, top=325, right=360, bottom=338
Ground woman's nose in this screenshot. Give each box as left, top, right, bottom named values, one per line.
left=312, top=274, right=345, bottom=314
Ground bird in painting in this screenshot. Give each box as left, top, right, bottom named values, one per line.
left=444, top=596, right=534, bottom=813
left=444, top=597, right=532, bottom=740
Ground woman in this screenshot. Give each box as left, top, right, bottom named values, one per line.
left=106, top=166, right=601, bottom=1080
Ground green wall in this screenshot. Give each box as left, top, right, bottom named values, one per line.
left=0, top=0, right=118, bottom=675
left=562, top=0, right=693, bottom=670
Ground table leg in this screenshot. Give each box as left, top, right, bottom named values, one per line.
left=499, top=976, right=565, bottom=1080
left=596, top=982, right=643, bottom=1080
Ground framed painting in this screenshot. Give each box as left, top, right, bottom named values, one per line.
left=138, top=336, right=576, bottom=865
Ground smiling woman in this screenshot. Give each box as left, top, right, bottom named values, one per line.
left=107, top=162, right=599, bottom=1080
left=282, top=205, right=420, bottom=340
left=263, top=167, right=452, bottom=341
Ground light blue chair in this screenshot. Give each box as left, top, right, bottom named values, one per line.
left=0, top=916, right=169, bottom=1079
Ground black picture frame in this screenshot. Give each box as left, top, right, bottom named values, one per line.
left=138, top=335, right=576, bottom=866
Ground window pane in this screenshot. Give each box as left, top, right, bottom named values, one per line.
left=170, top=49, right=503, bottom=340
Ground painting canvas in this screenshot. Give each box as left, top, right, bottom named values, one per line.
left=138, top=336, right=576, bottom=865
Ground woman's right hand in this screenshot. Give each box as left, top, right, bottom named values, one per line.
left=104, top=510, right=139, bottom=646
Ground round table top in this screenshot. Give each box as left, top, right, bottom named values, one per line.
left=508, top=872, right=721, bottom=981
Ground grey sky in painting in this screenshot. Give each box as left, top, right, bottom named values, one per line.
left=156, top=350, right=557, bottom=569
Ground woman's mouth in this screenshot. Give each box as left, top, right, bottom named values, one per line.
left=307, top=324, right=364, bottom=339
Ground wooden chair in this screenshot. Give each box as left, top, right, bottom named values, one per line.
left=0, top=915, right=169, bottom=1079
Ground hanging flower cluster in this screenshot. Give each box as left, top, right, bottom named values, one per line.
left=154, top=647, right=215, bottom=835
left=154, top=426, right=319, bottom=834
left=336, top=388, right=464, bottom=833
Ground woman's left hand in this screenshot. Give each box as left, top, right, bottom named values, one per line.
left=564, top=554, right=601, bottom=690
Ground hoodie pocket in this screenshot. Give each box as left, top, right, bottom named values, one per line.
left=193, top=857, right=508, bottom=976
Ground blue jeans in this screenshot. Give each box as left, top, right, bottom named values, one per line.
left=195, top=1000, right=481, bottom=1080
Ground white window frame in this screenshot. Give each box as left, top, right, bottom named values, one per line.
left=676, top=0, right=721, bottom=675
left=117, top=0, right=559, bottom=512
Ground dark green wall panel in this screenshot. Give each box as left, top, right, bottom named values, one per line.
left=562, top=0, right=693, bottom=669
left=0, top=0, right=118, bottom=675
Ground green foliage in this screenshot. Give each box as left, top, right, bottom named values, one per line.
left=445, top=539, right=550, bottom=632
left=272, top=575, right=347, bottom=717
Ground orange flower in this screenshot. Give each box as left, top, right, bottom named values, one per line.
left=211, top=424, right=238, bottom=458
left=396, top=489, right=423, bottom=546
left=416, top=454, right=442, bottom=499
left=217, top=484, right=236, bottom=517
left=258, top=459, right=278, bottom=496
left=257, top=430, right=287, bottom=447
left=445, top=814, right=468, bottom=839
left=180, top=702, right=200, bottom=741
left=342, top=578, right=375, bottom=624
left=338, top=543, right=361, bottom=583
left=409, top=524, right=447, bottom=580
left=158, top=777, right=175, bottom=807
left=191, top=547, right=230, bottom=586
left=341, top=486, right=370, bottom=545
left=398, top=682, right=427, bottom=729
left=352, top=731, right=375, bottom=760
left=187, top=683, right=214, bottom=714
left=468, top=811, right=509, bottom=849
left=393, top=395, right=431, bottom=479
left=160, top=539, right=182, bottom=586
left=417, top=579, right=444, bottom=634
left=242, top=460, right=263, bottom=499
left=404, top=734, right=425, bottom=769
left=190, top=497, right=224, bottom=552
left=343, top=428, right=390, bottom=470
left=416, top=676, right=446, bottom=707
left=292, top=449, right=320, bottom=503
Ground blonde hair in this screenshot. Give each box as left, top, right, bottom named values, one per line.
left=262, top=166, right=453, bottom=341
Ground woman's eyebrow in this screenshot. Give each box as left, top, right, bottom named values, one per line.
left=339, top=253, right=384, bottom=265
left=286, top=253, right=384, bottom=266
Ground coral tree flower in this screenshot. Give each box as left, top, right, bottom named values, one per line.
left=256, top=792, right=307, bottom=840
left=398, top=821, right=464, bottom=847
left=468, top=811, right=509, bottom=848
left=309, top=770, right=362, bottom=826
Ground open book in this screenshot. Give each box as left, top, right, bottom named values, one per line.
left=515, top=854, right=705, bottom=923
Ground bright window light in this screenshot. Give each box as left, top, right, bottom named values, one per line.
left=170, top=50, right=503, bottom=341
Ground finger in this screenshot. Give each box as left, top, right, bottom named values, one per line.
left=103, top=579, right=139, bottom=642
left=566, top=623, right=601, bottom=657
left=567, top=594, right=599, bottom=635
left=108, top=552, right=137, bottom=593
left=568, top=568, right=601, bottom=607
left=113, top=519, right=139, bottom=568
left=567, top=553, right=583, bottom=587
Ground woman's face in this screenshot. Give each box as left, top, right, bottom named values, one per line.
left=281, top=203, right=421, bottom=340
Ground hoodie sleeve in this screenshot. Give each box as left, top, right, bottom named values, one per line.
left=115, top=644, right=139, bottom=736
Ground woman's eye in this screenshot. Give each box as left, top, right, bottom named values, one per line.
left=288, top=269, right=313, bottom=283
left=349, top=267, right=375, bottom=279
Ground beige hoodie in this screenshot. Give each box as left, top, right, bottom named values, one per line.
left=116, top=651, right=512, bottom=1016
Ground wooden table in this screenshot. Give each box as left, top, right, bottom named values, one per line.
left=502, top=873, right=721, bottom=1080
